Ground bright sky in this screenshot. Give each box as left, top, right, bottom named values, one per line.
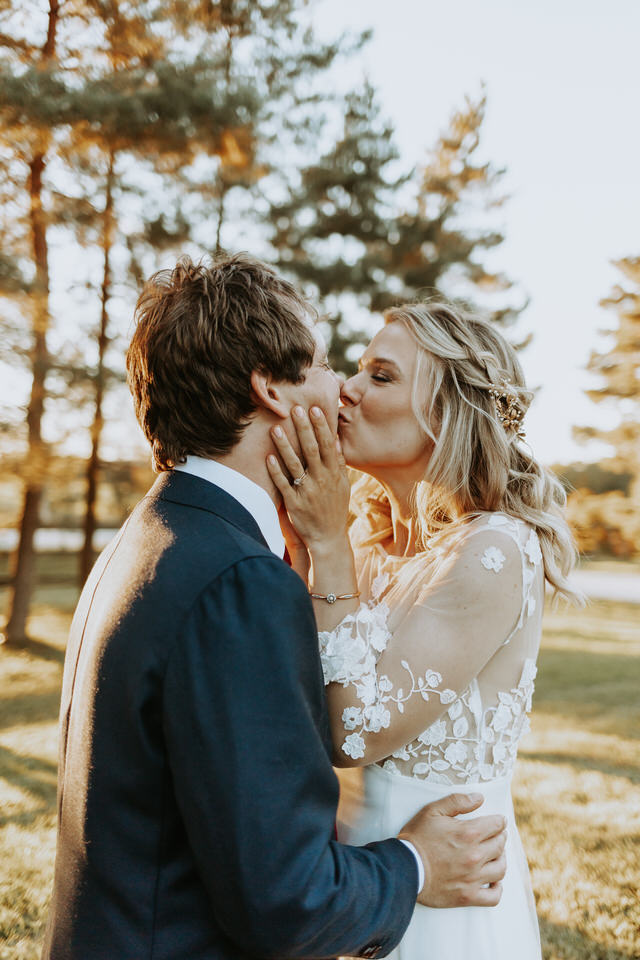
left=315, top=0, right=640, bottom=465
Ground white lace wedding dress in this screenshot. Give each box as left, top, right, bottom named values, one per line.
left=319, top=512, right=544, bottom=960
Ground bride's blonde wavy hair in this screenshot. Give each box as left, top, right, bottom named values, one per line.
left=350, top=298, right=582, bottom=604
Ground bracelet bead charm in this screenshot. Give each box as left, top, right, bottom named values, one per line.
left=309, top=591, right=360, bottom=604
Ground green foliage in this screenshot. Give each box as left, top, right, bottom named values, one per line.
left=270, top=88, right=523, bottom=371
left=552, top=462, right=633, bottom=496
left=569, top=257, right=640, bottom=558
left=0, top=0, right=347, bottom=421
left=410, top=92, right=521, bottom=328
left=271, top=82, right=402, bottom=286
left=574, top=257, right=640, bottom=475
left=0, top=2, right=526, bottom=580
left=0, top=252, right=27, bottom=294
left=268, top=82, right=403, bottom=369
left=566, top=489, right=639, bottom=558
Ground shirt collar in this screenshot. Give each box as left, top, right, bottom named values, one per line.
left=173, top=455, right=285, bottom=558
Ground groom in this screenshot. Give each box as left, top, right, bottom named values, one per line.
left=43, top=253, right=506, bottom=960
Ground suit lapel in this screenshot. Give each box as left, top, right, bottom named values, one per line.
left=149, top=470, right=270, bottom=551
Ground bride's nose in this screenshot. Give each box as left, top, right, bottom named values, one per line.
left=340, top=373, right=361, bottom=407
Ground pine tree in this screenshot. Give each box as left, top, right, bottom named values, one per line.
left=0, top=0, right=261, bottom=636
left=569, top=257, right=640, bottom=556
left=269, top=88, right=522, bottom=372
left=1, top=0, right=360, bottom=624
left=268, top=82, right=406, bottom=371
left=76, top=150, right=118, bottom=587
left=0, top=0, right=62, bottom=644
left=403, top=91, right=519, bottom=325
left=168, top=0, right=349, bottom=257
left=68, top=0, right=347, bottom=581
left=574, top=257, right=640, bottom=475
left=59, top=2, right=203, bottom=587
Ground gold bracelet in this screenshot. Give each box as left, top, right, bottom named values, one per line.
left=309, top=591, right=360, bottom=604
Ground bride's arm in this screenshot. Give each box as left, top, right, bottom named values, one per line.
left=265, top=408, right=530, bottom=769
left=322, top=528, right=526, bottom=767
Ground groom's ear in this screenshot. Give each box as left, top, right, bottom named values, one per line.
left=250, top=370, right=290, bottom=420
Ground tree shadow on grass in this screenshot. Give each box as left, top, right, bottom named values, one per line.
left=0, top=743, right=57, bottom=826
left=19, top=637, right=65, bottom=664
left=519, top=750, right=640, bottom=785
left=0, top=636, right=65, bottom=664
left=540, top=917, right=637, bottom=960
left=0, top=688, right=61, bottom=732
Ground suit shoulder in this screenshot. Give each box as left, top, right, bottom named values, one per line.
left=169, top=555, right=315, bottom=673
left=202, top=552, right=309, bottom=609
left=133, top=493, right=273, bottom=566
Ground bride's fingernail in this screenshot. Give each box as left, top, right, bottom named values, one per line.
left=267, top=455, right=277, bottom=466
left=273, top=426, right=283, bottom=438
left=311, top=406, right=322, bottom=419
left=294, top=405, right=305, bottom=418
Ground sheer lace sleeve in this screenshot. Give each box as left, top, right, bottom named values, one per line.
left=320, top=525, right=528, bottom=765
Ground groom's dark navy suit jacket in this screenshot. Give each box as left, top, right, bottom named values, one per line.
left=42, top=470, right=417, bottom=960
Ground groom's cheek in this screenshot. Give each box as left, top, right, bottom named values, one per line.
left=314, top=401, right=338, bottom=435
left=320, top=384, right=341, bottom=433
left=330, top=396, right=342, bottom=434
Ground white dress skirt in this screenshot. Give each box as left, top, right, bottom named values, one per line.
left=338, top=764, right=541, bottom=960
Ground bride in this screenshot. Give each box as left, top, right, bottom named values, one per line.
left=266, top=298, right=580, bottom=960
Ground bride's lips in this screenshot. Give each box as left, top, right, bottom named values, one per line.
left=338, top=411, right=350, bottom=426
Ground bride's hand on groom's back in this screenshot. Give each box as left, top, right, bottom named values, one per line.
left=267, top=405, right=350, bottom=551
left=398, top=793, right=507, bottom=909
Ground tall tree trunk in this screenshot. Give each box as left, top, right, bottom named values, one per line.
left=215, top=178, right=229, bottom=256
left=214, top=26, right=234, bottom=257
left=79, top=151, right=115, bottom=587
left=4, top=0, right=59, bottom=645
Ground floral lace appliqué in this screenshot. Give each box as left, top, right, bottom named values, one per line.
left=382, top=659, right=538, bottom=784
left=524, top=529, right=542, bottom=566
left=481, top=546, right=506, bottom=572
left=320, top=512, right=543, bottom=781
left=370, top=571, right=390, bottom=601
left=319, top=602, right=390, bottom=686
left=335, top=656, right=456, bottom=760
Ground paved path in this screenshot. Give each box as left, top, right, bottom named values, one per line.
left=569, top=569, right=640, bottom=604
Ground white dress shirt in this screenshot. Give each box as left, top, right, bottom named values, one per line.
left=173, top=455, right=424, bottom=895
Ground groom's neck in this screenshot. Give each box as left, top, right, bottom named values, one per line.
left=214, top=422, right=282, bottom=509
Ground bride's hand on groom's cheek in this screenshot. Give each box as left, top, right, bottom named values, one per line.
left=266, top=405, right=350, bottom=551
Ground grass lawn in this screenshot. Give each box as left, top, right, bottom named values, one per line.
left=514, top=598, right=639, bottom=960
left=0, top=576, right=638, bottom=960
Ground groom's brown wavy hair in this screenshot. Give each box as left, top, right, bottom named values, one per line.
left=127, top=252, right=316, bottom=471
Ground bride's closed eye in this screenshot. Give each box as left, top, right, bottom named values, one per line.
left=368, top=365, right=396, bottom=383
left=358, top=355, right=401, bottom=384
